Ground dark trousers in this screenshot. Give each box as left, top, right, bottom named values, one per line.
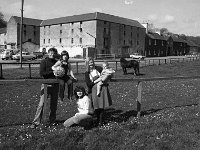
left=95, top=109, right=104, bottom=126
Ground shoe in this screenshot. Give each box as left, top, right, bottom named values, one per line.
left=30, top=123, right=38, bottom=129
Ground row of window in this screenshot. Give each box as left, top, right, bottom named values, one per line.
left=43, top=38, right=83, bottom=44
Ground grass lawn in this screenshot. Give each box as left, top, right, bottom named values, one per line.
left=1, top=60, right=200, bottom=149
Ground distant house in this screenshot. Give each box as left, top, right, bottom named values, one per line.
left=186, top=40, right=199, bottom=55
left=145, top=32, right=168, bottom=57
left=6, top=16, right=42, bottom=51
left=0, top=28, right=7, bottom=49
left=40, top=12, right=146, bottom=58
left=167, top=35, right=187, bottom=56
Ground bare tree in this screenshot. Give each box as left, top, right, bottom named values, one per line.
left=0, top=12, right=7, bottom=28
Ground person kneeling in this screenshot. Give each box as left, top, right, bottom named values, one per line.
left=63, top=86, right=94, bottom=128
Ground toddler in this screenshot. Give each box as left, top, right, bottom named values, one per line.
left=97, top=61, right=115, bottom=96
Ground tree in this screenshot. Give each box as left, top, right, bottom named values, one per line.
left=160, top=28, right=169, bottom=35
left=0, top=12, right=7, bottom=28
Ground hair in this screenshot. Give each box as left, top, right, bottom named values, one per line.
left=48, top=47, right=58, bottom=54
left=74, top=86, right=86, bottom=99
left=85, top=57, right=95, bottom=72
left=60, top=50, right=69, bottom=60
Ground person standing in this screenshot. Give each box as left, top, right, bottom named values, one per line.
left=30, top=47, right=59, bottom=128
left=85, top=57, right=112, bottom=126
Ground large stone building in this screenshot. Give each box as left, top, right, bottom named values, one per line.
left=0, top=28, right=7, bottom=49
left=6, top=16, right=42, bottom=50
left=40, top=12, right=146, bottom=58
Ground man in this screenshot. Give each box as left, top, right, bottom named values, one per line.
left=30, top=47, right=59, bottom=128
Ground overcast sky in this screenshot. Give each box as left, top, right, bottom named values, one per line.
left=1, top=0, right=200, bottom=36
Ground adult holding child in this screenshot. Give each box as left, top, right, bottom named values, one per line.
left=85, top=57, right=112, bottom=126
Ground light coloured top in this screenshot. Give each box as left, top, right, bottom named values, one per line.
left=75, top=95, right=94, bottom=115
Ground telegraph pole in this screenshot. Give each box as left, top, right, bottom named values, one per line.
left=20, top=0, right=24, bottom=68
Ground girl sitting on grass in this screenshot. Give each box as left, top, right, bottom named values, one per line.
left=63, top=86, right=94, bottom=128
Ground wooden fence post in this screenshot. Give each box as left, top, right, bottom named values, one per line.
left=76, top=62, right=78, bottom=74
left=137, top=81, right=142, bottom=117
left=115, top=61, right=118, bottom=71
left=43, top=84, right=48, bottom=122
left=29, top=63, right=32, bottom=79
left=0, top=64, right=3, bottom=79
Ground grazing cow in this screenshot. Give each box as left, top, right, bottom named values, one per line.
left=120, top=58, right=140, bottom=75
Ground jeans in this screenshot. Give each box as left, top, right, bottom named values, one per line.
left=63, top=113, right=93, bottom=127
left=32, top=83, right=59, bottom=125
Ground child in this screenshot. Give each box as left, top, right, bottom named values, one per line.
left=96, top=61, right=115, bottom=96
left=63, top=86, right=94, bottom=128
left=52, top=50, right=77, bottom=101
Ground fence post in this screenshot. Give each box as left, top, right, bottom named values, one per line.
left=0, top=64, right=3, bottom=79
left=158, top=59, right=160, bottom=65
left=137, top=81, right=142, bottom=117
left=76, top=62, right=78, bottom=74
left=115, top=61, right=117, bottom=71
left=43, top=84, right=48, bottom=122
left=29, top=63, right=32, bottom=79
left=165, top=59, right=167, bottom=64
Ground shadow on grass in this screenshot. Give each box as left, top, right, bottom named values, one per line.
left=0, top=103, right=198, bottom=129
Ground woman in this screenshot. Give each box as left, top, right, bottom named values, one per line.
left=85, top=57, right=112, bottom=126
left=63, top=86, right=94, bottom=128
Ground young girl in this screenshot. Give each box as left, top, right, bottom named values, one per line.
left=63, top=86, right=94, bottom=128
left=96, top=61, right=115, bottom=96
left=52, top=50, right=77, bottom=101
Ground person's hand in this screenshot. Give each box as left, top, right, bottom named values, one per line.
left=73, top=78, right=78, bottom=82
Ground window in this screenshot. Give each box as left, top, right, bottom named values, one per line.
left=34, top=31, right=36, bottom=37
left=137, top=40, right=139, bottom=45
left=43, top=39, right=45, bottom=44
left=104, top=38, right=108, bottom=48
left=60, top=38, right=62, bottom=44
left=124, top=40, right=125, bottom=45
left=71, top=29, right=74, bottom=34
left=162, top=41, right=164, bottom=46
left=124, top=31, right=126, bottom=36
left=71, top=38, right=74, bottom=44
left=48, top=39, right=50, bottom=44
left=149, top=39, right=151, bottom=45
left=79, top=38, right=82, bottom=44
left=24, top=30, right=26, bottom=37
left=131, top=32, right=132, bottom=38
left=104, top=28, right=106, bottom=34
left=60, top=30, right=62, bottom=34
left=104, top=21, right=107, bottom=25
left=154, top=40, right=157, bottom=45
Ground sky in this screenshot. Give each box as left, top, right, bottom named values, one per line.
left=1, top=0, right=200, bottom=36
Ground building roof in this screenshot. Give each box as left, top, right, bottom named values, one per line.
left=187, top=40, right=199, bottom=47
left=170, top=35, right=186, bottom=43
left=11, top=16, right=43, bottom=26
left=146, top=32, right=167, bottom=40
left=40, top=12, right=145, bottom=28
left=0, top=28, right=7, bottom=34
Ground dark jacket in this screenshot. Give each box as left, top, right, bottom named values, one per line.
left=85, top=66, right=103, bottom=94
left=40, top=57, right=57, bottom=79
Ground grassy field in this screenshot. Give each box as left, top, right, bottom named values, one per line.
left=1, top=60, right=200, bottom=149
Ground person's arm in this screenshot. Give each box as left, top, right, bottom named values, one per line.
left=68, top=63, right=77, bottom=80
left=85, top=71, right=95, bottom=88
left=51, top=61, right=61, bottom=70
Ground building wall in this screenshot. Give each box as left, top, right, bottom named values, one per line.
left=6, top=17, right=40, bottom=49
left=96, top=20, right=145, bottom=57
left=0, top=33, right=6, bottom=46
left=40, top=20, right=96, bottom=57
left=6, top=17, right=18, bottom=46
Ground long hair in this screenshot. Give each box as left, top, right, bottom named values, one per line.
left=74, top=86, right=86, bottom=99
left=85, top=57, right=95, bottom=72
left=60, top=50, right=69, bottom=61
